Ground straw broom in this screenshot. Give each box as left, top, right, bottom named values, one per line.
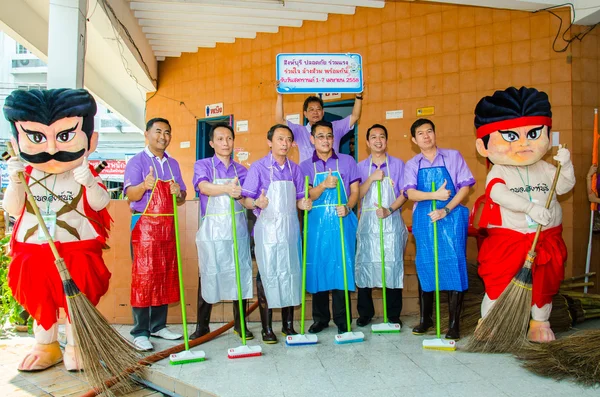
left=465, top=154, right=563, bottom=354
left=7, top=143, right=143, bottom=395
left=517, top=329, right=600, bottom=385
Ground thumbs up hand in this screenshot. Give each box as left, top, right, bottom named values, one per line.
left=144, top=166, right=156, bottom=190
left=370, top=165, right=384, bottom=182
left=434, top=179, right=450, bottom=201
left=322, top=168, right=338, bottom=189
left=373, top=201, right=391, bottom=219
left=73, top=157, right=96, bottom=188
left=227, top=176, right=242, bottom=198
left=255, top=189, right=269, bottom=209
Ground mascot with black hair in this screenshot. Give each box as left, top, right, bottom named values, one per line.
left=3, top=89, right=111, bottom=371
left=474, top=87, right=575, bottom=343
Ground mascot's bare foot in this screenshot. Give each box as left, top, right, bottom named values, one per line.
left=527, top=320, right=555, bottom=342
left=18, top=341, right=63, bottom=371
left=63, top=345, right=83, bottom=371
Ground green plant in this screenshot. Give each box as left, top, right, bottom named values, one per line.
left=0, top=235, right=24, bottom=335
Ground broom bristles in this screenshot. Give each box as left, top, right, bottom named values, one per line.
left=465, top=265, right=533, bottom=353
left=518, top=330, right=600, bottom=385
left=63, top=278, right=145, bottom=396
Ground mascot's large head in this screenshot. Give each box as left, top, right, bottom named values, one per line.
left=3, top=88, right=98, bottom=174
left=474, top=86, right=552, bottom=166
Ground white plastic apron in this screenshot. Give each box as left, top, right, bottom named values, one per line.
left=253, top=156, right=302, bottom=308
left=195, top=159, right=253, bottom=304
left=355, top=157, right=408, bottom=289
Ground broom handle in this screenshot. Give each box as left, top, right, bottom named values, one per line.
left=172, top=193, right=189, bottom=351
left=337, top=181, right=351, bottom=333
left=378, top=180, right=388, bottom=323
left=230, top=196, right=246, bottom=345
left=300, top=176, right=309, bottom=335
left=528, top=159, right=563, bottom=254
left=6, top=143, right=61, bottom=261
left=432, top=181, right=441, bottom=339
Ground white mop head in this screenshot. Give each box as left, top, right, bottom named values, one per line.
left=371, top=323, right=401, bottom=334
left=227, top=345, right=262, bottom=359
left=334, top=331, right=365, bottom=344
left=169, top=350, right=206, bottom=365
left=286, top=334, right=318, bottom=346
left=422, top=338, right=456, bottom=351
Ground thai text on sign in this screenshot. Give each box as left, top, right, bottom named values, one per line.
left=88, top=160, right=127, bottom=176
left=276, top=53, right=363, bottom=94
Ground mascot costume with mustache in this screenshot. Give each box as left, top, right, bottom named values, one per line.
left=474, top=87, right=575, bottom=342
left=3, top=88, right=111, bottom=371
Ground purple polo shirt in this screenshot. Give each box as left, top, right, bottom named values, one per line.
left=124, top=147, right=187, bottom=213
left=288, top=116, right=352, bottom=164
left=402, top=148, right=475, bottom=197
left=242, top=154, right=305, bottom=217
left=358, top=154, right=405, bottom=199
left=299, top=150, right=360, bottom=197
left=192, top=155, right=248, bottom=217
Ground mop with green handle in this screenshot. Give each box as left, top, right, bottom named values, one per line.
left=286, top=176, right=318, bottom=346
left=227, top=197, right=262, bottom=359
left=422, top=181, right=456, bottom=351
left=371, top=180, right=401, bottom=334
left=170, top=193, right=206, bottom=364
left=334, top=181, right=365, bottom=344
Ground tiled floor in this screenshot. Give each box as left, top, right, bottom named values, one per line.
left=122, top=317, right=600, bottom=397
left=3, top=318, right=599, bottom=397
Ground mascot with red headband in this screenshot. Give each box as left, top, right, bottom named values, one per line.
left=2, top=89, right=111, bottom=371
left=474, top=87, right=575, bottom=342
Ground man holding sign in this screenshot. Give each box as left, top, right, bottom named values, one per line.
left=276, top=88, right=363, bottom=163
left=124, top=117, right=187, bottom=351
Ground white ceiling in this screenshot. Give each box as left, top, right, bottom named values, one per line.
left=127, top=0, right=386, bottom=60
left=127, top=0, right=600, bottom=60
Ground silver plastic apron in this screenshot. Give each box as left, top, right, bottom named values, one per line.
left=195, top=159, right=253, bottom=304
left=253, top=157, right=302, bottom=308
left=355, top=157, right=408, bottom=289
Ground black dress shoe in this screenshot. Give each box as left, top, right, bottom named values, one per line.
left=356, top=317, right=372, bottom=327
left=308, top=322, right=328, bottom=334
left=388, top=318, right=403, bottom=328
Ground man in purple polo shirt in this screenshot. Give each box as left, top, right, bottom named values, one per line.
left=124, top=117, right=187, bottom=351
left=276, top=90, right=363, bottom=163
left=240, top=124, right=312, bottom=344
left=191, top=123, right=255, bottom=342
left=300, top=120, right=360, bottom=334
left=404, top=118, right=475, bottom=340
left=355, top=124, right=408, bottom=328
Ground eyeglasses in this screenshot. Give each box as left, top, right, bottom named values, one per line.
left=314, top=134, right=333, bottom=141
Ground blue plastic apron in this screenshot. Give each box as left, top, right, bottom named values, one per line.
left=413, top=160, right=468, bottom=292
left=306, top=162, right=358, bottom=293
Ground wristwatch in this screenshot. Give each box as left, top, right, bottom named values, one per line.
left=443, top=207, right=450, bottom=215
left=387, top=207, right=394, bottom=214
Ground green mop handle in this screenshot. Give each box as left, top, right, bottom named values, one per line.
left=336, top=181, right=351, bottom=332
left=431, top=181, right=441, bottom=339
left=301, top=176, right=309, bottom=335
left=230, top=197, right=246, bottom=345
left=172, top=194, right=189, bottom=351
left=377, top=180, right=388, bottom=323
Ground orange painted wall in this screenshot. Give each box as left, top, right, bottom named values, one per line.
left=105, top=2, right=598, bottom=321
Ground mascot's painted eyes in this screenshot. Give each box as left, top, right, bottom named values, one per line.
left=25, top=131, right=47, bottom=144
left=526, top=127, right=543, bottom=140
left=500, top=131, right=519, bottom=142
left=57, top=130, right=76, bottom=143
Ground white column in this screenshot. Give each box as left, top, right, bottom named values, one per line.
left=47, top=0, right=87, bottom=89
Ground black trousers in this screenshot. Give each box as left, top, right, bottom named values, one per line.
left=130, top=304, right=169, bottom=338
left=357, top=287, right=403, bottom=320
left=312, top=290, right=351, bottom=328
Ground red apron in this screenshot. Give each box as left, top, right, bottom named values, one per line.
left=130, top=180, right=179, bottom=307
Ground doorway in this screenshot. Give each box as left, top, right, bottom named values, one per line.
left=304, top=99, right=358, bottom=160
left=196, top=115, right=234, bottom=160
